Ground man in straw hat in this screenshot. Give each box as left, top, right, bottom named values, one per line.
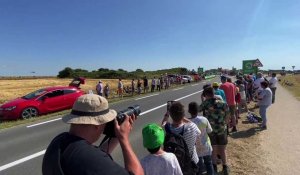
left=42, top=94, right=144, bottom=175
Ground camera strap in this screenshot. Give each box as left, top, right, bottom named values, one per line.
left=100, top=135, right=111, bottom=147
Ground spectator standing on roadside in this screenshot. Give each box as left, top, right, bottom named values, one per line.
left=96, top=80, right=104, bottom=96
left=141, top=124, right=183, bottom=175
left=253, top=73, right=265, bottom=99
left=151, top=77, right=156, bottom=92
left=42, top=94, right=144, bottom=175
left=131, top=79, right=135, bottom=96
left=118, top=79, right=123, bottom=98
left=258, top=81, right=272, bottom=129
left=161, top=102, right=201, bottom=175
left=137, top=79, right=142, bottom=95
left=104, top=83, right=110, bottom=99
left=160, top=76, right=164, bottom=90
left=156, top=77, right=161, bottom=91
left=143, top=76, right=149, bottom=94
left=246, top=76, right=254, bottom=102
left=199, top=87, right=230, bottom=175
left=269, top=73, right=278, bottom=103
left=188, top=102, right=214, bottom=175
left=220, top=76, right=237, bottom=132
left=164, top=73, right=169, bottom=89
left=236, top=80, right=249, bottom=113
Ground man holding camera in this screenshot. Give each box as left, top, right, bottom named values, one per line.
left=42, top=94, right=144, bottom=175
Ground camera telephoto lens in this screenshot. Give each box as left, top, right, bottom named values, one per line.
left=116, top=105, right=141, bottom=124
left=103, top=105, right=141, bottom=138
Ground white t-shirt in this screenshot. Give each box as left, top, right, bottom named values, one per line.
left=96, top=83, right=103, bottom=93
left=269, top=77, right=278, bottom=88
left=190, top=116, right=213, bottom=157
left=254, top=77, right=265, bottom=90
left=141, top=152, right=183, bottom=175
left=258, top=87, right=272, bottom=106
left=152, top=79, right=156, bottom=86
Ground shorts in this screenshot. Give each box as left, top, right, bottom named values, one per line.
left=209, top=133, right=228, bottom=145
left=118, top=88, right=123, bottom=94
left=229, top=105, right=236, bottom=116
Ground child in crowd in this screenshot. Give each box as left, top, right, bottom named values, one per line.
left=188, top=102, right=214, bottom=175
left=140, top=124, right=183, bottom=175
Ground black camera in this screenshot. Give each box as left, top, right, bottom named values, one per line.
left=103, top=105, right=141, bottom=137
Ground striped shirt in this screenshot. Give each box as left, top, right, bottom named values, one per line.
left=168, top=122, right=201, bottom=163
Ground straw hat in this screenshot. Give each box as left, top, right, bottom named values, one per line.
left=62, top=94, right=117, bottom=125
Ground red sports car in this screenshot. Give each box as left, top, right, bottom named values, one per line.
left=0, top=78, right=85, bottom=120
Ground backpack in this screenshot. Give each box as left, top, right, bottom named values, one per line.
left=164, top=123, right=197, bottom=175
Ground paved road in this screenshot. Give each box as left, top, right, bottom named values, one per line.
left=0, top=79, right=217, bottom=175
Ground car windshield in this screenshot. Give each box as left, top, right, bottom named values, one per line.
left=22, top=89, right=46, bottom=100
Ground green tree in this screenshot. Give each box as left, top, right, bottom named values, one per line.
left=57, top=67, right=74, bottom=78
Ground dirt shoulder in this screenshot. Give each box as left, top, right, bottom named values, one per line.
left=260, top=84, right=300, bottom=175
left=226, top=84, right=300, bottom=175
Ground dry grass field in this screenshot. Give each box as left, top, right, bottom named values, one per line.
left=279, top=74, right=300, bottom=100
left=0, top=78, right=133, bottom=104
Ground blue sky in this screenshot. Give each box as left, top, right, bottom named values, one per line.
left=0, top=0, right=299, bottom=76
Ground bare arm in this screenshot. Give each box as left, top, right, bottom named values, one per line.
left=115, top=116, right=144, bottom=175
left=161, top=112, right=169, bottom=127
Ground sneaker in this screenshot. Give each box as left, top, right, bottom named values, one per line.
left=223, top=165, right=230, bottom=175
left=231, top=127, right=237, bottom=133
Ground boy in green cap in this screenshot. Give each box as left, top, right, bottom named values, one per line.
left=140, top=123, right=183, bottom=175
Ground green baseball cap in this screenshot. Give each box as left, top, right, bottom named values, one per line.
left=142, top=123, right=165, bottom=149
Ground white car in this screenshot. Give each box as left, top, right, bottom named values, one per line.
left=182, top=75, right=193, bottom=83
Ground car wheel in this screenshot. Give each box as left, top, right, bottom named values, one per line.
left=21, top=107, right=38, bottom=119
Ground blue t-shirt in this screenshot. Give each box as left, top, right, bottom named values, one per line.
left=214, top=89, right=227, bottom=103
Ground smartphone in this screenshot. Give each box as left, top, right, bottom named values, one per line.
left=167, top=100, right=176, bottom=112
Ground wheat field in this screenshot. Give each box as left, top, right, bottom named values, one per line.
left=0, top=78, right=132, bottom=104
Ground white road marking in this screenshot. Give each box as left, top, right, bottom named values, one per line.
left=0, top=150, right=46, bottom=172
left=135, top=93, right=159, bottom=100
left=172, top=87, right=184, bottom=91
left=1, top=89, right=204, bottom=172
left=174, top=90, right=203, bottom=101
left=26, top=118, right=62, bottom=128
left=140, top=89, right=203, bottom=116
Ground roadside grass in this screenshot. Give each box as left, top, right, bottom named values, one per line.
left=0, top=80, right=200, bottom=130
left=0, top=110, right=70, bottom=130
left=225, top=102, right=269, bottom=175
left=279, top=74, right=300, bottom=100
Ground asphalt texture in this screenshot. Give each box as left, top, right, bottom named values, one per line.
left=0, top=78, right=217, bottom=175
